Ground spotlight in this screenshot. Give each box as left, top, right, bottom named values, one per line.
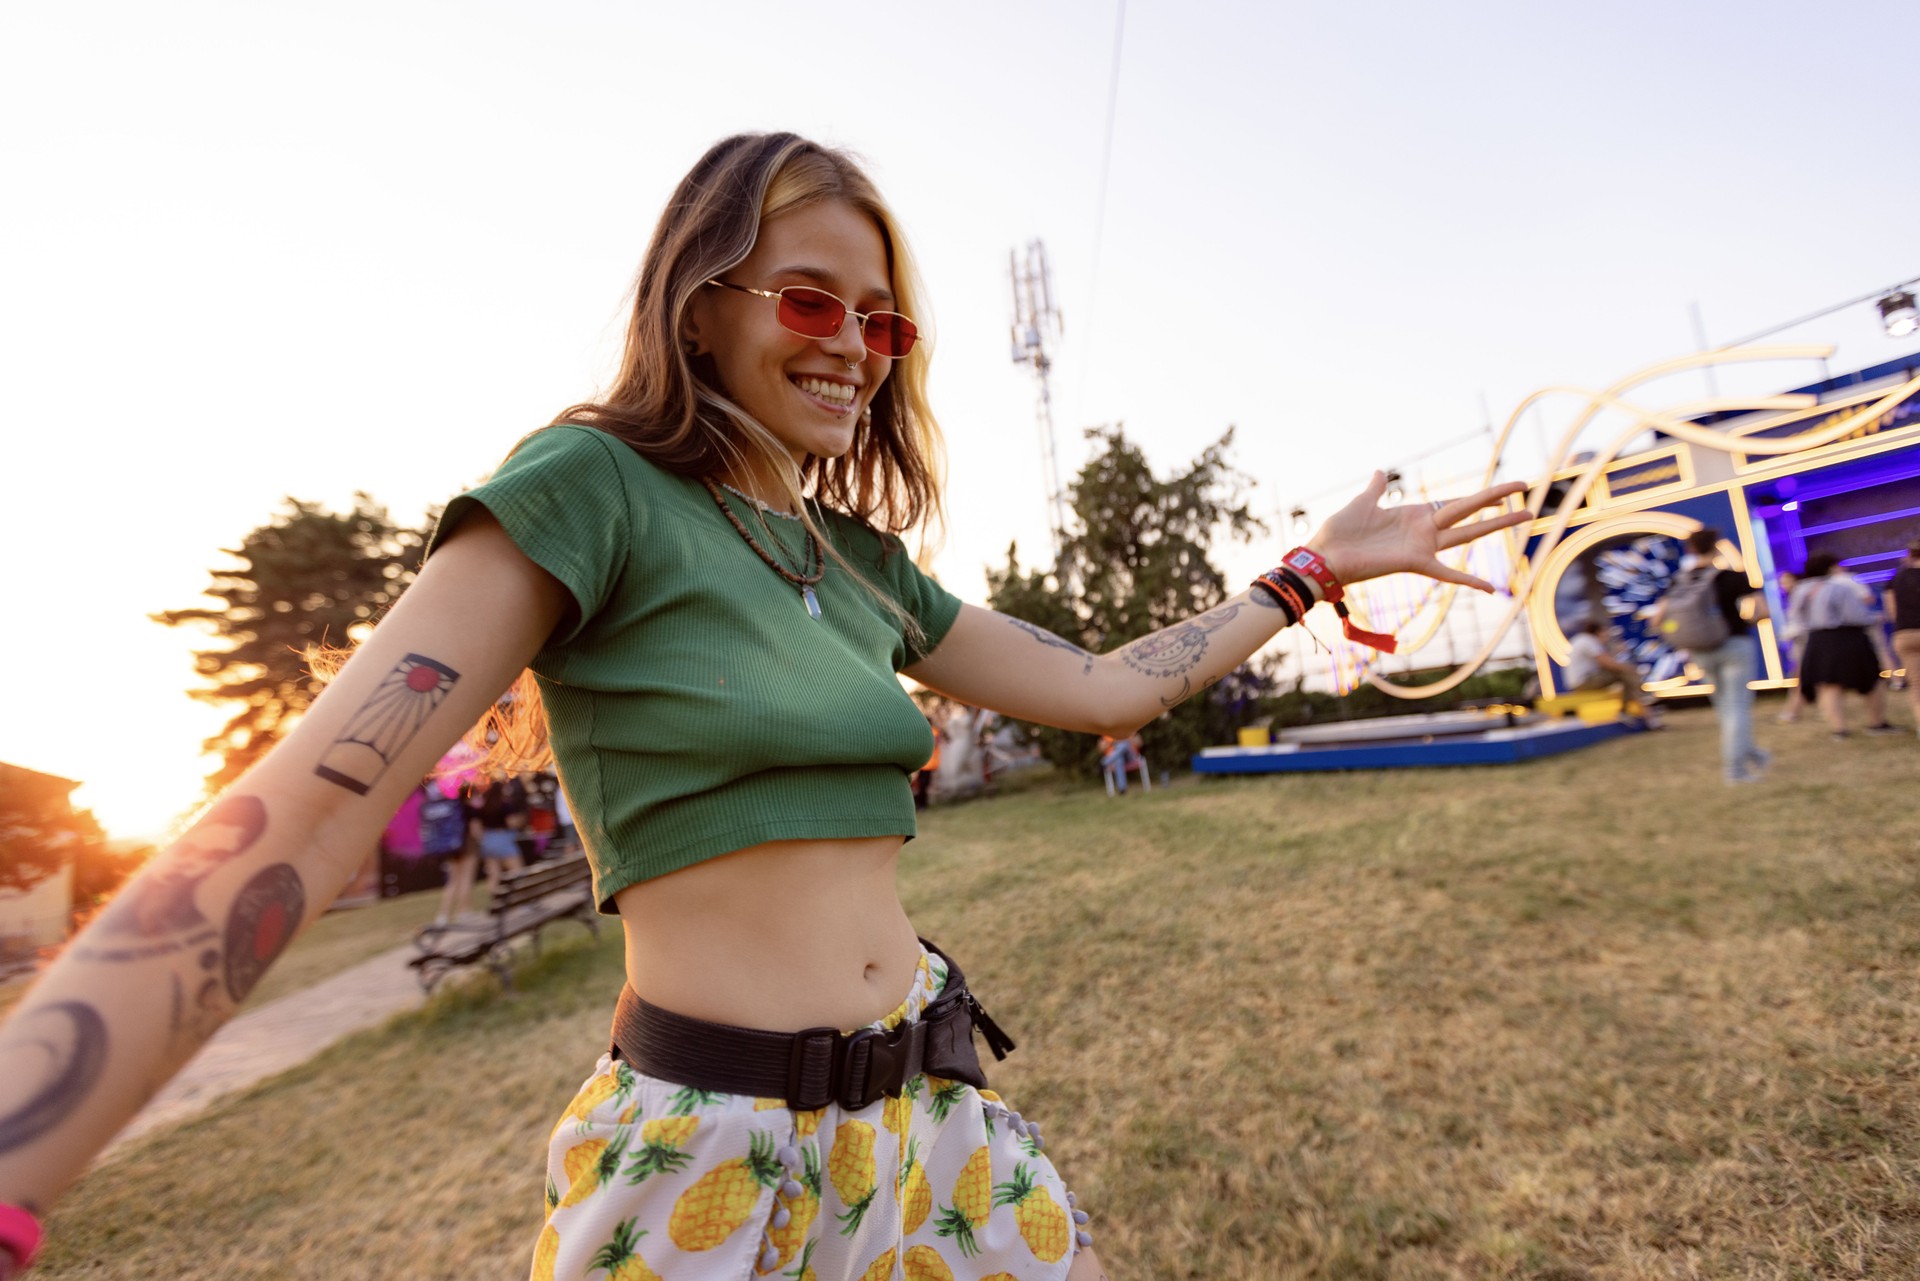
left=1289, top=506, right=1310, bottom=536
left=1879, top=290, right=1919, bottom=339
left=1383, top=470, right=1405, bottom=505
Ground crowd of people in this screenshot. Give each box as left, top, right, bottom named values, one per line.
left=1568, top=531, right=1918, bottom=785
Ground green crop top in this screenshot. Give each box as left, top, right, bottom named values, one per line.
left=425, top=425, right=964, bottom=911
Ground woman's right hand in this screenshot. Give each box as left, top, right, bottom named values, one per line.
left=0, top=509, right=565, bottom=1216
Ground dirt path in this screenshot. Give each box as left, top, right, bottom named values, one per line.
left=101, top=940, right=427, bottom=1160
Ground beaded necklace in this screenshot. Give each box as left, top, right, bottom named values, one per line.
left=702, top=478, right=825, bottom=620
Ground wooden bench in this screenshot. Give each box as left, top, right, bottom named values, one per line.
left=409, top=854, right=599, bottom=993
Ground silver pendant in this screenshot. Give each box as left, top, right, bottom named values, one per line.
left=802, top=586, right=822, bottom=620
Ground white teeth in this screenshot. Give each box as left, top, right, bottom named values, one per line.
left=795, top=376, right=855, bottom=405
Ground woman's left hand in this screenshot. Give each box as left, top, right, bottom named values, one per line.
left=1311, top=472, right=1533, bottom=593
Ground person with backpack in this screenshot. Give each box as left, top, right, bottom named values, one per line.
left=1654, top=528, right=1769, bottom=782
left=1798, top=551, right=1900, bottom=739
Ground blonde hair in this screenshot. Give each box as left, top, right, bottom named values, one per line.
left=467, top=134, right=948, bottom=770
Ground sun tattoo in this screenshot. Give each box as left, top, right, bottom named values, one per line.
left=314, top=653, right=461, bottom=795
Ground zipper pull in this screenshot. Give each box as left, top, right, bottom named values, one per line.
left=967, top=993, right=1017, bottom=1060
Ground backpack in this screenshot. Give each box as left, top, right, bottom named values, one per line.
left=418, top=785, right=468, bottom=856
left=1659, top=565, right=1730, bottom=650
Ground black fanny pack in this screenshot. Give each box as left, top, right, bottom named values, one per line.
left=608, top=940, right=1016, bottom=1112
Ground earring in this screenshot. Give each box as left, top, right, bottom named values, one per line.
left=684, top=339, right=700, bottom=356
left=845, top=358, right=857, bottom=370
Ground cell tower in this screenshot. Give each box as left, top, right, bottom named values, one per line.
left=1009, top=239, right=1068, bottom=559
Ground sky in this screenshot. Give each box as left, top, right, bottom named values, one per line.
left=4, top=0, right=1917, bottom=841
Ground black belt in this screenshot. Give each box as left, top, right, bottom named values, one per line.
left=609, top=940, right=1015, bottom=1112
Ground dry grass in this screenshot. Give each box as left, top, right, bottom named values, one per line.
left=37, top=700, right=1920, bottom=1279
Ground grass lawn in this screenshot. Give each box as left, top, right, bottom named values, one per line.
left=35, top=699, right=1920, bottom=1279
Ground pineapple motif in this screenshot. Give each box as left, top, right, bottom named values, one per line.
left=899, top=1138, right=932, bottom=1234
left=669, top=1129, right=785, bottom=1251
left=625, top=1115, right=700, bottom=1183
left=793, top=1107, right=826, bottom=1140
left=554, top=1062, right=636, bottom=1135
left=978, top=1275, right=1021, bottom=1281
left=924, top=1077, right=968, bottom=1123
left=587, top=1216, right=665, bottom=1281
left=829, top=1118, right=879, bottom=1235
left=783, top=1239, right=820, bottom=1281
left=531, top=1223, right=561, bottom=1281
left=992, top=1162, right=1070, bottom=1263
left=544, top=1176, right=559, bottom=1218
left=764, top=1144, right=823, bottom=1269
left=903, top=1243, right=955, bottom=1281
left=882, top=1088, right=914, bottom=1147
left=857, top=1247, right=898, bottom=1281
left=932, top=1145, right=992, bottom=1256
left=754, top=1097, right=786, bottom=1111
left=669, top=1087, right=726, bottom=1115
left=559, top=1133, right=630, bottom=1209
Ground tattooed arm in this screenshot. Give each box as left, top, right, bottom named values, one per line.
left=905, top=476, right=1532, bottom=736
left=0, top=509, right=566, bottom=1218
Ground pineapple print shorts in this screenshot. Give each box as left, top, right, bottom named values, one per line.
left=533, top=946, right=1092, bottom=1280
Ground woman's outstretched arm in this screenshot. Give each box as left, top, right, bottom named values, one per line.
left=0, top=510, right=565, bottom=1236
left=906, top=474, right=1530, bottom=737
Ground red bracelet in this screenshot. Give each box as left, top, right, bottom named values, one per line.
left=0, top=1203, right=43, bottom=1272
left=1281, top=546, right=1340, bottom=603
left=1277, top=546, right=1398, bottom=653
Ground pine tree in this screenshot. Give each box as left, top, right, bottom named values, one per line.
left=987, top=426, right=1276, bottom=774
left=154, top=495, right=429, bottom=793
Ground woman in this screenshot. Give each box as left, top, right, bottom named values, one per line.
left=1797, top=551, right=1898, bottom=738
left=0, top=133, right=1527, bottom=1280
left=1887, top=539, right=1920, bottom=734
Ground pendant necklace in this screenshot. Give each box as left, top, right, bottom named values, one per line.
left=703, top=478, right=825, bottom=619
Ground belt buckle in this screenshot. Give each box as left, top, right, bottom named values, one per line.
left=839, top=1028, right=890, bottom=1111
left=786, top=1027, right=841, bottom=1111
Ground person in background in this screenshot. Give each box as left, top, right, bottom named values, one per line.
left=1654, top=529, right=1768, bottom=782
left=417, top=773, right=479, bottom=929
left=466, top=770, right=528, bottom=896
left=1776, top=570, right=1811, bottom=723
left=1885, top=539, right=1920, bottom=736
left=1798, top=552, right=1900, bottom=738
left=1566, top=617, right=1662, bottom=726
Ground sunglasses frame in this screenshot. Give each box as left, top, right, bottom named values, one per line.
left=703, top=278, right=920, bottom=358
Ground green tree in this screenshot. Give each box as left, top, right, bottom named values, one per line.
left=155, top=495, right=430, bottom=794
left=986, top=425, right=1275, bottom=776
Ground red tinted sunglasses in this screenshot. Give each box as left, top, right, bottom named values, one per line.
left=704, top=278, right=920, bottom=358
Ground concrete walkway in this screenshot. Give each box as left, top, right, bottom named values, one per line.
left=102, top=939, right=429, bottom=1159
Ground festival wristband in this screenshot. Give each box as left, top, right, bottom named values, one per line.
left=1251, top=569, right=1309, bottom=626
left=1275, top=546, right=1398, bottom=653
left=0, top=1203, right=43, bottom=1273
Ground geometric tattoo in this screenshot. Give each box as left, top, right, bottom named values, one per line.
left=0, top=1001, right=108, bottom=1153
left=224, top=864, right=306, bottom=1003
left=313, top=653, right=461, bottom=795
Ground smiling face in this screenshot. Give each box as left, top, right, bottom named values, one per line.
left=685, top=198, right=896, bottom=477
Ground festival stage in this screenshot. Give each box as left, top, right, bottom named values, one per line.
left=1192, top=710, right=1632, bottom=775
